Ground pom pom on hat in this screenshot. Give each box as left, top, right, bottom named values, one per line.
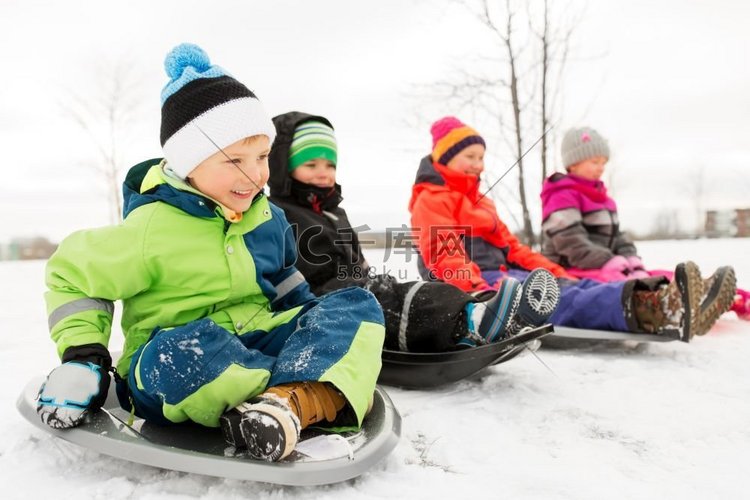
left=164, top=43, right=212, bottom=79
left=160, top=43, right=229, bottom=105
left=430, top=116, right=485, bottom=166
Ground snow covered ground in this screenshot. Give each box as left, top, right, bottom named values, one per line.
left=1, top=238, right=749, bottom=499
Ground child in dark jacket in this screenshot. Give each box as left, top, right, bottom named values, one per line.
left=541, top=126, right=743, bottom=323
left=410, top=116, right=732, bottom=341
left=268, top=111, right=562, bottom=353
left=37, top=44, right=386, bottom=462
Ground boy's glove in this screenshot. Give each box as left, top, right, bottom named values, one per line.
left=37, top=360, right=111, bottom=430
left=601, top=255, right=630, bottom=281
left=37, top=344, right=112, bottom=429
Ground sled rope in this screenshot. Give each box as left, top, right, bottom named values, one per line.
left=101, top=408, right=151, bottom=442
left=128, top=401, right=136, bottom=426
left=521, top=340, right=558, bottom=378
left=335, top=434, right=355, bottom=461
left=195, top=124, right=265, bottom=194
left=477, top=122, right=556, bottom=204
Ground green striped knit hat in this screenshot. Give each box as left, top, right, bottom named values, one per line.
left=288, top=121, right=337, bottom=172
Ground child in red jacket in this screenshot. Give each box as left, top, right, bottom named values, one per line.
left=409, top=116, right=730, bottom=341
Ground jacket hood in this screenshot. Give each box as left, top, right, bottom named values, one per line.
left=540, top=171, right=617, bottom=221
left=414, top=155, right=445, bottom=186
left=409, top=155, right=481, bottom=211
left=268, top=111, right=335, bottom=198
left=541, top=172, right=609, bottom=205
left=122, top=158, right=255, bottom=220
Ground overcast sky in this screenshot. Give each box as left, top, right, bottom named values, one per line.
left=1, top=0, right=749, bottom=243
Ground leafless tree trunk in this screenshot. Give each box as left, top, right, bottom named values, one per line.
left=538, top=0, right=550, bottom=182
left=684, top=163, right=708, bottom=237
left=649, top=209, right=683, bottom=240
left=532, top=0, right=577, bottom=178
left=502, top=2, right=535, bottom=245
left=61, top=59, right=147, bottom=225
left=531, top=0, right=577, bottom=247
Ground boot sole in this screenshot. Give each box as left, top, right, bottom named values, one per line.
left=695, top=266, right=737, bottom=336
left=516, top=268, right=561, bottom=325
left=238, top=402, right=299, bottom=462
left=674, top=261, right=703, bottom=343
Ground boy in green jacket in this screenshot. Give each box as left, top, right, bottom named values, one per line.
left=36, top=43, right=385, bottom=462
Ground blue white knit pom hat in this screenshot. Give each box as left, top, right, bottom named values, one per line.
left=160, top=43, right=276, bottom=178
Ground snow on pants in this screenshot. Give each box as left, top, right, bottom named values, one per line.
left=362, top=274, right=477, bottom=353
left=482, top=269, right=630, bottom=332
left=116, top=287, right=385, bottom=428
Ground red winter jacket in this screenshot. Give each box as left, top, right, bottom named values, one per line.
left=409, top=156, right=569, bottom=291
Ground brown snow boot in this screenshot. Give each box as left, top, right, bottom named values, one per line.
left=264, top=381, right=347, bottom=429
left=696, top=266, right=737, bottom=335
left=219, top=381, right=347, bottom=462
left=631, top=261, right=703, bottom=342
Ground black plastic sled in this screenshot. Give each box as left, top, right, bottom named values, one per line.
left=542, top=326, right=679, bottom=348
left=17, top=377, right=401, bottom=486
left=378, top=324, right=553, bottom=389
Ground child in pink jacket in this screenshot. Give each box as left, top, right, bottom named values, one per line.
left=541, top=126, right=747, bottom=322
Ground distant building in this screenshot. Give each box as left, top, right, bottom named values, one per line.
left=705, top=209, right=750, bottom=238
left=2, top=237, right=58, bottom=260
left=736, top=209, right=750, bottom=237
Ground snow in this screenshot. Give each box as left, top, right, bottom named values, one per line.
left=1, top=238, right=749, bottom=499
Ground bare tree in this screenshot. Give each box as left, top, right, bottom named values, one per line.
left=531, top=0, right=575, bottom=182
left=61, top=59, right=148, bottom=224
left=498, top=1, right=536, bottom=246
left=683, top=163, right=709, bottom=237
left=530, top=0, right=576, bottom=247
left=455, top=0, right=537, bottom=245
left=647, top=208, right=684, bottom=240
left=538, top=0, right=552, bottom=181
left=409, top=0, right=580, bottom=246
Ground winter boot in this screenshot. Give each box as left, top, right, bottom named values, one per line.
left=505, top=268, right=561, bottom=335
left=631, top=261, right=703, bottom=342
left=220, top=381, right=347, bottom=462
left=731, top=288, right=750, bottom=321
left=458, top=277, right=522, bottom=347
left=460, top=269, right=561, bottom=347
left=695, top=266, right=737, bottom=335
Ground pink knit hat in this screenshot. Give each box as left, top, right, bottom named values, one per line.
left=430, top=116, right=485, bottom=165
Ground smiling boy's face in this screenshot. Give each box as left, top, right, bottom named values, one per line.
left=187, top=135, right=271, bottom=213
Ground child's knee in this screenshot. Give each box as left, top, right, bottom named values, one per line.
left=135, top=319, right=253, bottom=398
left=321, top=286, right=385, bottom=324
left=130, top=319, right=274, bottom=426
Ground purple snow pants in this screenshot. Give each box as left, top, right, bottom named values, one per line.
left=482, top=269, right=631, bottom=332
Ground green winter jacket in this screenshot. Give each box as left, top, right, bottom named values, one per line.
left=45, top=159, right=315, bottom=376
